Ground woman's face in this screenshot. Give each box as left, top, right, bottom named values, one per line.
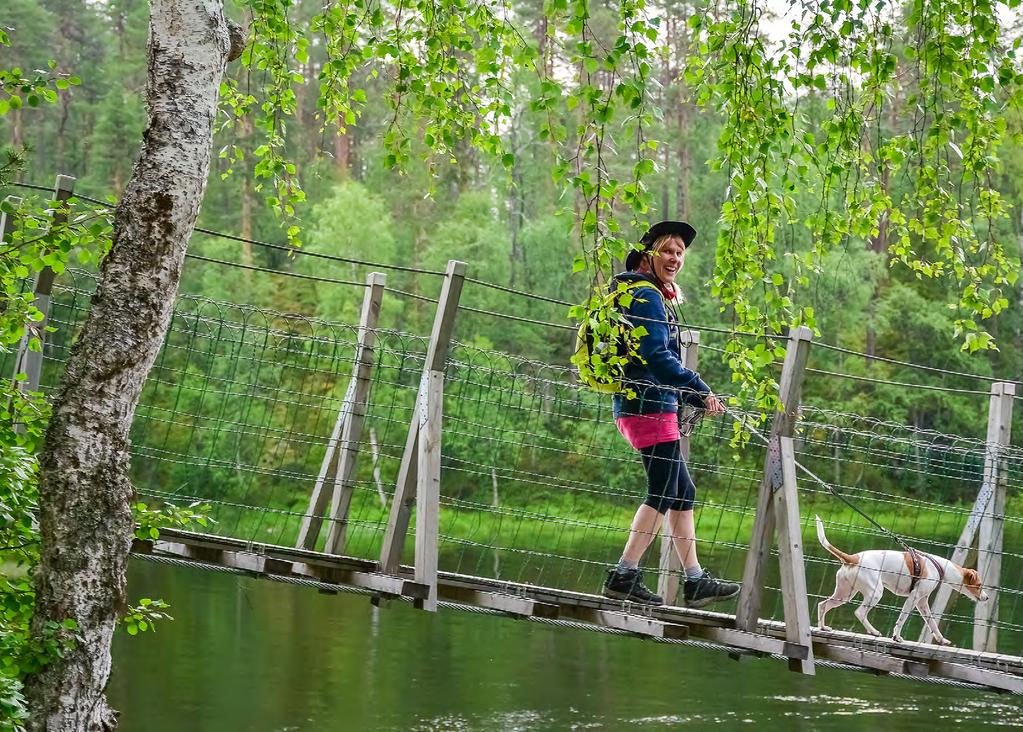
left=643, top=237, right=687, bottom=285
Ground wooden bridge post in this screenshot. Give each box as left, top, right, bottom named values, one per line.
left=414, top=368, right=444, bottom=611
left=658, top=329, right=699, bottom=604
left=775, top=435, right=815, bottom=674
left=379, top=260, right=465, bottom=610
left=12, top=175, right=75, bottom=395
left=735, top=326, right=814, bottom=672
left=920, top=382, right=1015, bottom=645
left=974, top=382, right=1015, bottom=652
left=295, top=271, right=386, bottom=551
left=1, top=196, right=21, bottom=243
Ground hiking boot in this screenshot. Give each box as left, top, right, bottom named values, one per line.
left=683, top=569, right=740, bottom=608
left=602, top=567, right=664, bottom=605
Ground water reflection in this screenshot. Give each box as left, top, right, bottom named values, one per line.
left=109, top=561, right=1023, bottom=731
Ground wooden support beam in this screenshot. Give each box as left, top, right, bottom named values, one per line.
left=974, top=382, right=1015, bottom=653
left=816, top=643, right=926, bottom=676
left=377, top=394, right=421, bottom=572
left=809, top=622, right=1023, bottom=677
left=323, top=272, right=386, bottom=553
left=290, top=562, right=430, bottom=599
left=692, top=626, right=806, bottom=658
left=379, top=260, right=464, bottom=574
left=658, top=330, right=699, bottom=605
left=13, top=175, right=75, bottom=396
left=146, top=536, right=432, bottom=599
left=921, top=382, right=1014, bottom=645
left=736, top=326, right=813, bottom=632
left=296, top=272, right=386, bottom=551
left=0, top=195, right=22, bottom=243
left=295, top=381, right=351, bottom=547
left=438, top=586, right=557, bottom=618
left=775, top=436, right=815, bottom=675
left=562, top=606, right=690, bottom=639
left=929, top=661, right=1023, bottom=694
left=414, top=369, right=443, bottom=611
left=322, top=273, right=387, bottom=553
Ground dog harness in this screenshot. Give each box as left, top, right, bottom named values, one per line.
left=907, top=547, right=945, bottom=592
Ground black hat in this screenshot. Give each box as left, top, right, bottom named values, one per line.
left=625, top=220, right=697, bottom=271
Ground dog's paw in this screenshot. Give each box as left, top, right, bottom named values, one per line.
left=935, top=637, right=953, bottom=646
left=893, top=634, right=905, bottom=643
left=818, top=624, right=832, bottom=632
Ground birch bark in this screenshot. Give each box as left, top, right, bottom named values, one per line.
left=25, top=2, right=242, bottom=729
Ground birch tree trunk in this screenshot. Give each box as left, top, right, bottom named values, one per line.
left=24, top=2, right=242, bottom=729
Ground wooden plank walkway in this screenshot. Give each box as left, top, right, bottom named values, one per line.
left=131, top=528, right=1023, bottom=694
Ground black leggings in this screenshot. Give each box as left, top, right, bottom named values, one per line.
left=640, top=439, right=696, bottom=513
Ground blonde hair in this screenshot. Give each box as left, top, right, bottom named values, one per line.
left=651, top=233, right=686, bottom=252
left=638, top=234, right=686, bottom=269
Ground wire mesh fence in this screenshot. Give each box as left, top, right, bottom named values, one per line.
left=793, top=401, right=1023, bottom=651
left=433, top=336, right=766, bottom=599
left=9, top=246, right=1023, bottom=658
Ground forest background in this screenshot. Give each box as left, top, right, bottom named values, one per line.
left=2, top=0, right=1023, bottom=528
left=6, top=0, right=1023, bottom=423
left=3, top=0, right=1023, bottom=514
left=3, top=0, right=1023, bottom=725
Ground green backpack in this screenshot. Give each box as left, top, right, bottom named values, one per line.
left=572, top=279, right=663, bottom=395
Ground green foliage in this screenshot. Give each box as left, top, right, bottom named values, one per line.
left=0, top=181, right=100, bottom=731
left=683, top=0, right=1023, bottom=418
left=0, top=61, right=78, bottom=118
left=0, top=585, right=77, bottom=732
left=132, top=501, right=216, bottom=542
left=223, top=0, right=662, bottom=281
left=0, top=17, right=1021, bottom=729
left=0, top=32, right=205, bottom=713
left=0, top=196, right=112, bottom=356
left=121, top=598, right=172, bottom=636
left=297, top=182, right=398, bottom=321
left=569, top=279, right=655, bottom=397
left=0, top=370, right=60, bottom=732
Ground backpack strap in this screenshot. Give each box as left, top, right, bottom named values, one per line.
left=613, top=278, right=664, bottom=309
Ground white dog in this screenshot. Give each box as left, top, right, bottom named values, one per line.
left=815, top=515, right=988, bottom=645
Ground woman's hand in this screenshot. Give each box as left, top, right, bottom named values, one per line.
left=703, top=393, right=725, bottom=416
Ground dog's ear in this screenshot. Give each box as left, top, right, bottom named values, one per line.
left=963, top=568, right=979, bottom=586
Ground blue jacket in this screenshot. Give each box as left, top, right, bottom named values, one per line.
left=611, top=273, right=711, bottom=418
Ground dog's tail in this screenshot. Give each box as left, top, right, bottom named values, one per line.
left=815, top=514, right=858, bottom=565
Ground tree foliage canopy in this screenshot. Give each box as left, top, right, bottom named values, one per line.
left=2, top=0, right=1023, bottom=726
left=218, top=0, right=1023, bottom=414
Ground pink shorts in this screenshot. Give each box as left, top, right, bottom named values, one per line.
left=615, top=412, right=680, bottom=450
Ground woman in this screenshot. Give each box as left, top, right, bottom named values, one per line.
left=602, top=220, right=740, bottom=607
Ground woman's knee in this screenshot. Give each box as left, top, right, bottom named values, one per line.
left=643, top=495, right=672, bottom=514
left=666, top=486, right=695, bottom=512
left=676, top=463, right=696, bottom=512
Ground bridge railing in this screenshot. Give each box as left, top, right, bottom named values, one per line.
left=4, top=178, right=1022, bottom=665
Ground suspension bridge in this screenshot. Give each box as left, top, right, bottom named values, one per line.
left=6, top=177, right=1023, bottom=695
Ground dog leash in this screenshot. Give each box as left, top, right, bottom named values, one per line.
left=720, top=405, right=918, bottom=556
left=718, top=406, right=959, bottom=589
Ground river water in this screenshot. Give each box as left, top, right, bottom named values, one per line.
left=107, top=561, right=1023, bottom=731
